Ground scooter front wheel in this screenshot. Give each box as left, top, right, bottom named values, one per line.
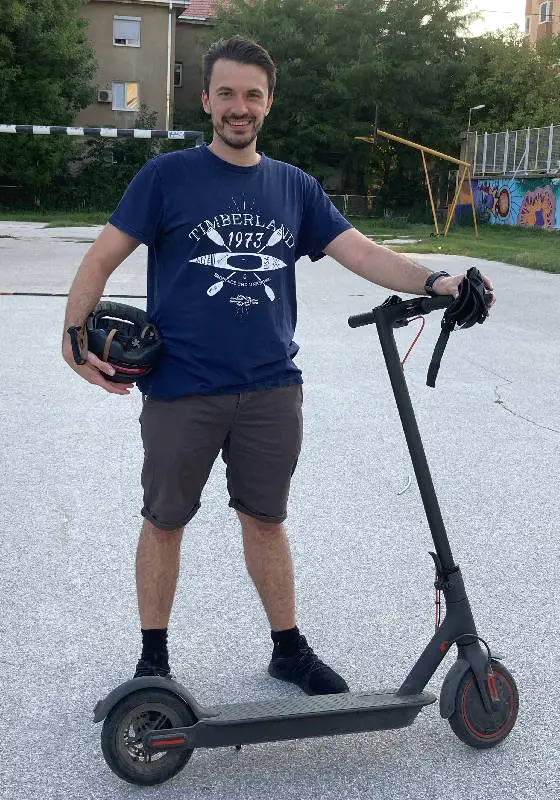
left=101, top=688, right=196, bottom=786
left=449, top=660, right=519, bottom=749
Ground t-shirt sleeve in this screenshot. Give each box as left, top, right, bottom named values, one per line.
left=108, top=158, right=164, bottom=246
left=296, top=174, right=353, bottom=261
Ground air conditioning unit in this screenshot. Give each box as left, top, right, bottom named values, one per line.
left=97, top=89, right=112, bottom=103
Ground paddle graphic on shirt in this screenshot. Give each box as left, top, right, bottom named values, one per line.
left=189, top=225, right=287, bottom=303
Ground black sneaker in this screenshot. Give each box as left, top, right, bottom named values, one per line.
left=133, top=658, right=171, bottom=679
left=268, top=635, right=349, bottom=695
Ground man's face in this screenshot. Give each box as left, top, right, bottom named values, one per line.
left=202, top=59, right=273, bottom=150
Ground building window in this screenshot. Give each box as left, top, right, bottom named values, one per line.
left=112, top=82, right=140, bottom=111
left=113, top=16, right=141, bottom=47
left=525, top=15, right=531, bottom=34
left=174, top=62, right=183, bottom=88
left=539, top=1, right=553, bottom=23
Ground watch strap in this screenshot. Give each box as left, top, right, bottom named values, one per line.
left=424, top=270, right=450, bottom=296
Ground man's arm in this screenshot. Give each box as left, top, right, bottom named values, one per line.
left=62, top=223, right=141, bottom=395
left=324, top=228, right=463, bottom=297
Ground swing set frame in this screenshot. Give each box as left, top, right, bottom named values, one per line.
left=356, top=125, right=479, bottom=237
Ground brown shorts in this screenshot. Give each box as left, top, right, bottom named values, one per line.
left=139, top=384, right=303, bottom=530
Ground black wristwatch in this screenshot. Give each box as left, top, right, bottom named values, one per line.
left=424, top=270, right=450, bottom=296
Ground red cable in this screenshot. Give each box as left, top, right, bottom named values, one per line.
left=401, top=316, right=426, bottom=367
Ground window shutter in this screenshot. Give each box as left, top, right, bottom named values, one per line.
left=112, top=82, right=126, bottom=109
left=114, top=18, right=140, bottom=43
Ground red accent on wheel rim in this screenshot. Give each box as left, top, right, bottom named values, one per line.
left=461, top=670, right=516, bottom=740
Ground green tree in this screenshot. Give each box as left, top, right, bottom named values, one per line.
left=0, top=0, right=96, bottom=203
left=209, top=0, right=474, bottom=211
left=456, top=29, right=560, bottom=133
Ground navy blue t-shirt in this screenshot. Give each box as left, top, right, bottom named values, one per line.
left=109, top=146, right=352, bottom=400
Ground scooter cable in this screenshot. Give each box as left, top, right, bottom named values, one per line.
left=443, top=634, right=495, bottom=666
left=400, top=315, right=426, bottom=367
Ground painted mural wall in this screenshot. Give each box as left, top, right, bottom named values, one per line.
left=457, top=177, right=560, bottom=230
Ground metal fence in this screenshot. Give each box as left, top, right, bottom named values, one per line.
left=465, top=125, right=560, bottom=177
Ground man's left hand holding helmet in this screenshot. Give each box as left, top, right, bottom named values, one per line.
left=61, top=224, right=143, bottom=396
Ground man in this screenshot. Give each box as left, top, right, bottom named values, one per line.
left=62, top=37, right=493, bottom=696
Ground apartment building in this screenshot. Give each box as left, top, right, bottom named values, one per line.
left=525, top=0, right=559, bottom=42
left=174, top=1, right=217, bottom=110
left=76, top=0, right=189, bottom=130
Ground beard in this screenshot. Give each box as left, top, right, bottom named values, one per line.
left=213, top=116, right=262, bottom=150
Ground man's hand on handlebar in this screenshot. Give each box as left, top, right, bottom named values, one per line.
left=432, top=273, right=496, bottom=307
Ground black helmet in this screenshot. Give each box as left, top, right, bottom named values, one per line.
left=443, top=266, right=492, bottom=330
left=68, top=302, right=164, bottom=384
left=427, top=267, right=493, bottom=387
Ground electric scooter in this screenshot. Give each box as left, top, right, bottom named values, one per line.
left=93, top=291, right=519, bottom=786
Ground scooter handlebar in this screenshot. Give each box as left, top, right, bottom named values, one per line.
left=416, top=295, right=454, bottom=314
left=348, top=294, right=454, bottom=328
left=348, top=310, right=377, bottom=328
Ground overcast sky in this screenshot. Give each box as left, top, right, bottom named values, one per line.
left=466, top=0, right=526, bottom=35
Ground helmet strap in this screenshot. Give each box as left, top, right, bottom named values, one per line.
left=102, top=328, right=118, bottom=363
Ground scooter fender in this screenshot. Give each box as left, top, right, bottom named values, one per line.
left=439, top=659, right=471, bottom=719
left=93, top=676, right=211, bottom=724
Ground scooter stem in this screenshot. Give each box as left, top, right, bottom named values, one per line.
left=375, top=311, right=456, bottom=574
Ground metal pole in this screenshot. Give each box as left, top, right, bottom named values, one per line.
left=421, top=150, right=439, bottom=235
left=166, top=2, right=173, bottom=130
left=0, top=124, right=203, bottom=142
left=356, top=132, right=471, bottom=167
left=473, top=133, right=478, bottom=176
left=467, top=167, right=479, bottom=238
left=482, top=133, right=488, bottom=174
left=444, top=166, right=467, bottom=235
left=547, top=124, right=554, bottom=173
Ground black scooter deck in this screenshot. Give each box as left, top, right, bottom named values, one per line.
left=145, top=690, right=437, bottom=750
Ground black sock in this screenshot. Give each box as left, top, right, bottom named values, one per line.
left=271, top=626, right=301, bottom=655
left=141, top=628, right=169, bottom=668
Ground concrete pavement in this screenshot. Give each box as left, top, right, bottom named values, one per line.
left=0, top=222, right=559, bottom=799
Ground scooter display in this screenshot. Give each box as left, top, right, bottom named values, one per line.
left=93, top=288, right=519, bottom=786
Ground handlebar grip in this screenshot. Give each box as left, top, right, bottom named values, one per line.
left=348, top=310, right=376, bottom=328
left=417, top=295, right=454, bottom=314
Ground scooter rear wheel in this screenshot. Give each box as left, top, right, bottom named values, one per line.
left=101, top=688, right=196, bottom=786
left=449, top=660, right=519, bottom=749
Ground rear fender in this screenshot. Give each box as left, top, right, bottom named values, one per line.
left=93, top=676, right=212, bottom=723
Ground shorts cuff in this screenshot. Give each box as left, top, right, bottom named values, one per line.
left=141, top=502, right=200, bottom=531
left=229, top=498, right=287, bottom=525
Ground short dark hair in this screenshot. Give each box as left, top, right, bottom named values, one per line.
left=203, top=36, right=276, bottom=96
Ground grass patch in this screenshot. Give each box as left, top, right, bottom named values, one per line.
left=0, top=210, right=111, bottom=227
left=352, top=219, right=560, bottom=273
